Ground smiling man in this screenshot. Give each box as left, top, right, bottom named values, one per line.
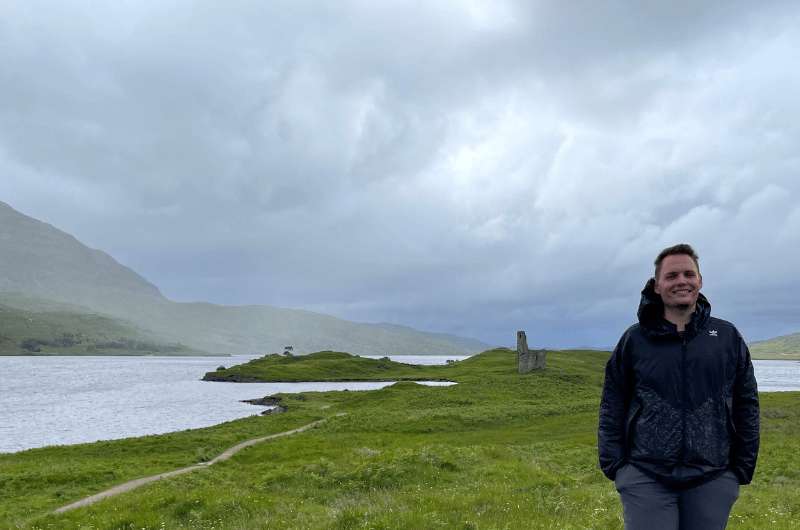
left=598, top=244, right=760, bottom=530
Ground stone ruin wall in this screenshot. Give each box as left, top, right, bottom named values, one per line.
left=517, top=330, right=546, bottom=373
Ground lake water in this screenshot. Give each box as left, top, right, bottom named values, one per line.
left=0, top=355, right=796, bottom=454
left=0, top=354, right=462, bottom=454
left=751, top=360, right=800, bottom=392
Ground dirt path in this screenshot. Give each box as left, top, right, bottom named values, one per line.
left=54, top=417, right=334, bottom=514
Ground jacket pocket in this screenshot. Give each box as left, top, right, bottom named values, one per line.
left=725, top=397, right=737, bottom=436
left=625, top=401, right=642, bottom=449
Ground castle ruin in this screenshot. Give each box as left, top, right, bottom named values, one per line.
left=517, top=330, right=546, bottom=373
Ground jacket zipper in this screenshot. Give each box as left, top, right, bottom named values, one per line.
left=679, top=334, right=688, bottom=464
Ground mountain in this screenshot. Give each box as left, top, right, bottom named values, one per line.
left=0, top=201, right=489, bottom=355
left=750, top=332, right=800, bottom=359
left=0, top=202, right=163, bottom=311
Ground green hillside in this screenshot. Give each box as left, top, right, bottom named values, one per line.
left=750, top=332, right=800, bottom=360
left=0, top=302, right=201, bottom=355
left=2, top=348, right=797, bottom=529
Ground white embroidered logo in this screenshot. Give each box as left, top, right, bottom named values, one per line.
left=709, top=330, right=718, bottom=337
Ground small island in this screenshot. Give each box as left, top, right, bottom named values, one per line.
left=202, top=350, right=455, bottom=382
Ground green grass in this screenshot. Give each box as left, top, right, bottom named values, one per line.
left=1, top=348, right=798, bottom=529
left=204, top=350, right=469, bottom=382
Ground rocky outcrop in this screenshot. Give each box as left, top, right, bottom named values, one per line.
left=241, top=395, right=287, bottom=415
left=241, top=396, right=282, bottom=407
left=202, top=372, right=264, bottom=382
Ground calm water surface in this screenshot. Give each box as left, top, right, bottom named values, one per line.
left=0, top=354, right=461, bottom=454
left=0, top=355, right=795, bottom=454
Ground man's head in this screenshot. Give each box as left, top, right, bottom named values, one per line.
left=653, top=244, right=702, bottom=310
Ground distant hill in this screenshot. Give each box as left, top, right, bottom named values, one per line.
left=750, top=332, right=800, bottom=360
left=0, top=298, right=199, bottom=355
left=0, top=201, right=489, bottom=355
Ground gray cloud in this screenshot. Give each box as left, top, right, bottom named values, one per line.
left=2, top=1, right=800, bottom=347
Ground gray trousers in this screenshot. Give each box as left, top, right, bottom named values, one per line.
left=615, top=464, right=740, bottom=530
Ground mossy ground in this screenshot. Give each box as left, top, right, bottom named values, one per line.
left=1, top=349, right=797, bottom=529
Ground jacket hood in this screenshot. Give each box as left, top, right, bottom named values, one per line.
left=637, top=277, right=711, bottom=337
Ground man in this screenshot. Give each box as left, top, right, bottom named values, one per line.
left=598, top=244, right=759, bottom=530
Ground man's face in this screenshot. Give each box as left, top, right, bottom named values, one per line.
left=654, top=254, right=703, bottom=310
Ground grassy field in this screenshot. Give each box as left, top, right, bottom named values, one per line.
left=1, top=348, right=798, bottom=529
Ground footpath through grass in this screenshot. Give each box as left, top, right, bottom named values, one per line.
left=2, top=348, right=798, bottom=529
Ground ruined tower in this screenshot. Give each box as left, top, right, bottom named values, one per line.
left=517, top=330, right=546, bottom=373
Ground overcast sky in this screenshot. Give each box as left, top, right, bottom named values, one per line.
left=2, top=1, right=799, bottom=348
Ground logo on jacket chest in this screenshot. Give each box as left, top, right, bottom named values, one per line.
left=708, top=329, right=718, bottom=337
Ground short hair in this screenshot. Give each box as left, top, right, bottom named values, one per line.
left=654, top=243, right=700, bottom=279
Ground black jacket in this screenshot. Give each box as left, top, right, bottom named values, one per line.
left=598, top=279, right=760, bottom=487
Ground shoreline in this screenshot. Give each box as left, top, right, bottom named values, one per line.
left=0, top=379, right=453, bottom=455
left=3, top=351, right=798, bottom=360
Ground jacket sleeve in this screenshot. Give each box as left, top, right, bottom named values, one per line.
left=598, top=332, right=632, bottom=481
left=730, top=332, right=760, bottom=485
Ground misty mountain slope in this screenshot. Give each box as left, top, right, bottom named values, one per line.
left=0, top=291, right=101, bottom=314
left=0, top=201, right=164, bottom=313
left=0, top=301, right=198, bottom=355
left=99, top=299, right=489, bottom=355
left=0, top=201, right=489, bottom=355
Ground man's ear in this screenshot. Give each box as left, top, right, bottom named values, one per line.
left=698, top=273, right=703, bottom=291
left=653, top=277, right=661, bottom=295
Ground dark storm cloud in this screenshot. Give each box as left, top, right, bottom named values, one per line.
left=2, top=1, right=800, bottom=347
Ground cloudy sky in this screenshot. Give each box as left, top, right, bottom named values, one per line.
left=2, top=1, right=799, bottom=348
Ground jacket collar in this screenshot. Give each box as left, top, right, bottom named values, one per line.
left=637, top=277, right=711, bottom=338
